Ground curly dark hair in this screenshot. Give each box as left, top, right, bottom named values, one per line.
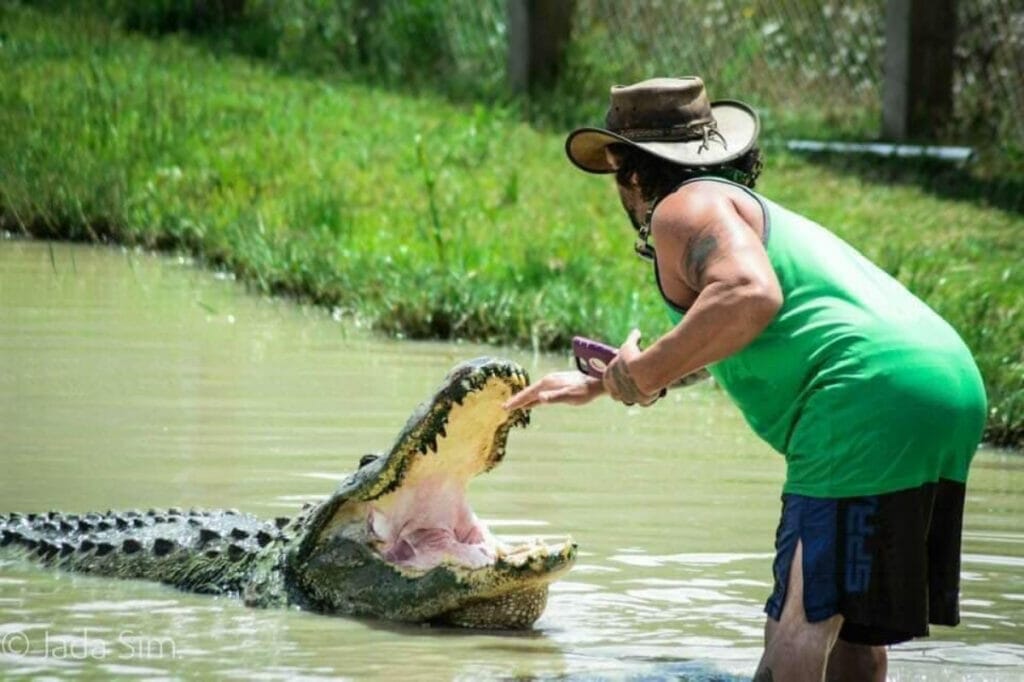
left=609, top=143, right=764, bottom=204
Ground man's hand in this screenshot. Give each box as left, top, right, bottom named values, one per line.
left=502, top=371, right=604, bottom=411
left=603, top=329, right=661, bottom=407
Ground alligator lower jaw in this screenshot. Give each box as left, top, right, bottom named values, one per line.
left=387, top=535, right=577, bottom=580
left=427, top=539, right=577, bottom=629
left=495, top=538, right=576, bottom=572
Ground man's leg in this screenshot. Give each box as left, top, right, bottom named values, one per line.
left=825, top=641, right=887, bottom=682
left=755, top=541, right=843, bottom=681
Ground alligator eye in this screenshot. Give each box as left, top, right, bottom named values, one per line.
left=359, top=454, right=380, bottom=468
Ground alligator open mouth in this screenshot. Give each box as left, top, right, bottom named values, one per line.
left=291, top=357, right=576, bottom=628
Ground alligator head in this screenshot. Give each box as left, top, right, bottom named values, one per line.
left=285, top=357, right=576, bottom=628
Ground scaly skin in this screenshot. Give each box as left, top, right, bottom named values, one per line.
left=0, top=358, right=577, bottom=629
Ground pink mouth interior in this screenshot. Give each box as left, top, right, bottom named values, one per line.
left=367, top=474, right=496, bottom=570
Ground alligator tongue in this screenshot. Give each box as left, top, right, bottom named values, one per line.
left=381, top=528, right=494, bottom=570
left=368, top=473, right=496, bottom=570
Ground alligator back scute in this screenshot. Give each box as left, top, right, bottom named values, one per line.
left=0, top=509, right=285, bottom=596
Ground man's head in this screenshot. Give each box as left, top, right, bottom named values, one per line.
left=565, top=77, right=762, bottom=229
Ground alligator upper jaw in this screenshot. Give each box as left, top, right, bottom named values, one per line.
left=300, top=357, right=574, bottom=577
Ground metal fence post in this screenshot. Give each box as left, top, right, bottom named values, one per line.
left=882, top=0, right=958, bottom=141
left=507, top=0, right=574, bottom=93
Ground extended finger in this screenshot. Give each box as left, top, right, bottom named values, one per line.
left=623, top=328, right=642, bottom=350
left=503, top=385, right=539, bottom=410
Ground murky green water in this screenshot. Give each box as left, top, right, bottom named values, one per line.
left=1, top=240, right=1022, bottom=680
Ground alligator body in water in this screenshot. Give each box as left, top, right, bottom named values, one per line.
left=0, top=358, right=576, bottom=629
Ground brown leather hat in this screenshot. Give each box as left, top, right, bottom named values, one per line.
left=566, top=77, right=759, bottom=173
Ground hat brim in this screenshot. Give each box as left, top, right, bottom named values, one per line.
left=565, top=100, right=760, bottom=174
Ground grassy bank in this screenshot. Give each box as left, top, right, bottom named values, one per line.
left=1, top=4, right=1022, bottom=447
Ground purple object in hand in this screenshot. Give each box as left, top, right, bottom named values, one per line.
left=572, top=336, right=618, bottom=378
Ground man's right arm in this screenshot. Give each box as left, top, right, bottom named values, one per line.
left=615, top=184, right=782, bottom=397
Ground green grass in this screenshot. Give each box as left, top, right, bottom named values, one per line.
left=1, top=4, right=1022, bottom=447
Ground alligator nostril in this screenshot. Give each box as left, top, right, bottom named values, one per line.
left=359, top=453, right=380, bottom=468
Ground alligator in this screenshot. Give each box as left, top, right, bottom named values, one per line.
left=0, top=358, right=576, bottom=629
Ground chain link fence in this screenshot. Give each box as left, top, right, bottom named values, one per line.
left=113, top=0, right=1023, bottom=160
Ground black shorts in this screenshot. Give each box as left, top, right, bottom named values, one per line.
left=764, top=479, right=966, bottom=646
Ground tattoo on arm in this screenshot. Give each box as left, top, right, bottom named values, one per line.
left=684, top=231, right=720, bottom=289
left=606, top=361, right=647, bottom=405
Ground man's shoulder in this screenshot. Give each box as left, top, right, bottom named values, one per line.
left=652, top=178, right=759, bottom=236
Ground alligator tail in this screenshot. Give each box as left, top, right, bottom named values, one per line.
left=0, top=509, right=289, bottom=596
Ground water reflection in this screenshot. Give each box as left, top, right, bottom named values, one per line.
left=0, top=240, right=1022, bottom=680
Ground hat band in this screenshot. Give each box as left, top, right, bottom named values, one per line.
left=614, top=119, right=728, bottom=153
left=612, top=117, right=713, bottom=141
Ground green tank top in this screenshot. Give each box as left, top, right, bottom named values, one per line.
left=657, top=178, right=986, bottom=497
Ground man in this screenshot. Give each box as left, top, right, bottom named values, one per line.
left=503, top=77, right=987, bottom=681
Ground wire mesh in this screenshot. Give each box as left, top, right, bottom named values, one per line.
left=344, top=0, right=1021, bottom=153
left=115, top=0, right=1024, bottom=154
